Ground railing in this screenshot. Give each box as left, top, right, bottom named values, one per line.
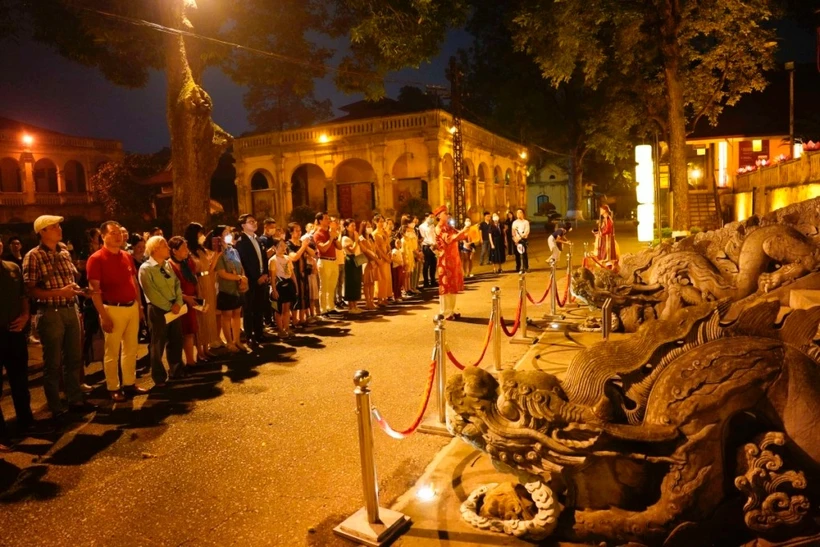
left=0, top=193, right=25, bottom=206
left=0, top=131, right=121, bottom=151
left=28, top=192, right=92, bottom=206
left=736, top=150, right=820, bottom=192
left=237, top=110, right=522, bottom=158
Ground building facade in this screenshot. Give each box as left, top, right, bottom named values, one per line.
left=0, top=117, right=123, bottom=225
left=233, top=109, right=528, bottom=224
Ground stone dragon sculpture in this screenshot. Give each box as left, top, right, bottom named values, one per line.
left=446, top=300, right=820, bottom=546
left=572, top=197, right=820, bottom=332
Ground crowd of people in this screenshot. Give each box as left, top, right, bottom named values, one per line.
left=0, top=205, right=617, bottom=450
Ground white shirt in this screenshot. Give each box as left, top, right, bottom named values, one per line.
left=512, top=219, right=530, bottom=242
left=419, top=222, right=436, bottom=246
left=246, top=233, right=264, bottom=271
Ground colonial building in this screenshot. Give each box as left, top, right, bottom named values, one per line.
left=233, top=103, right=528, bottom=224
left=0, top=117, right=123, bottom=224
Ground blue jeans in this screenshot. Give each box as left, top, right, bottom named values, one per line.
left=480, top=241, right=490, bottom=265
left=37, top=306, right=84, bottom=414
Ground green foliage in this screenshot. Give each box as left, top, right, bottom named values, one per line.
left=397, top=197, right=431, bottom=221
left=689, top=226, right=703, bottom=234
left=91, top=152, right=164, bottom=221
left=289, top=205, right=317, bottom=230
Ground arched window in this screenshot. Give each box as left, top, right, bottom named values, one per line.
left=251, top=171, right=269, bottom=190
left=537, top=194, right=550, bottom=208
left=0, top=158, right=22, bottom=192
left=64, top=160, right=86, bottom=192
left=34, top=158, right=58, bottom=193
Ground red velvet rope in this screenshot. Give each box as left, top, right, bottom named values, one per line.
left=500, top=294, right=523, bottom=337
left=556, top=276, right=571, bottom=307
left=446, top=319, right=494, bottom=370
left=526, top=273, right=552, bottom=305
left=371, top=358, right=437, bottom=439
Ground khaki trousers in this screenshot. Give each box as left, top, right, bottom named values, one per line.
left=102, top=303, right=140, bottom=391
left=317, top=258, right=339, bottom=313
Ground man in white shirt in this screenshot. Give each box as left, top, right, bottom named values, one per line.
left=418, top=213, right=438, bottom=288
left=511, top=209, right=531, bottom=272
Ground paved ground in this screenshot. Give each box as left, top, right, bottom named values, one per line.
left=0, top=221, right=643, bottom=547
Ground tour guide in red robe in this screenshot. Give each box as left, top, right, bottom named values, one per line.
left=596, top=204, right=619, bottom=265
left=434, top=205, right=469, bottom=320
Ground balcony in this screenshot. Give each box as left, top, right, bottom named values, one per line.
left=0, top=192, right=93, bottom=207
left=0, top=193, right=25, bottom=207
left=736, top=151, right=820, bottom=192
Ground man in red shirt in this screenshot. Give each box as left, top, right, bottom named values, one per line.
left=87, top=221, right=148, bottom=402
left=313, top=212, right=341, bottom=315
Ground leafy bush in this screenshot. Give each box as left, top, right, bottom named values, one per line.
left=289, top=205, right=317, bottom=229
left=689, top=226, right=703, bottom=234
left=397, top=197, right=432, bottom=221
left=661, top=227, right=673, bottom=238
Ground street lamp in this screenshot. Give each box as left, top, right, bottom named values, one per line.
left=21, top=133, right=33, bottom=147
left=317, top=133, right=329, bottom=144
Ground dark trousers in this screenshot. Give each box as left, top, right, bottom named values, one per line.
left=147, top=304, right=183, bottom=384
left=37, top=307, right=83, bottom=414
left=0, top=330, right=33, bottom=437
left=391, top=266, right=404, bottom=299
left=242, top=283, right=267, bottom=342
left=514, top=240, right=529, bottom=272
left=422, top=245, right=437, bottom=287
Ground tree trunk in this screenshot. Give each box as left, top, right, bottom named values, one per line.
left=660, top=1, right=690, bottom=231
left=566, top=150, right=586, bottom=220
left=162, top=0, right=231, bottom=236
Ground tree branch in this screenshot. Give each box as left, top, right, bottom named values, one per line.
left=687, top=58, right=730, bottom=136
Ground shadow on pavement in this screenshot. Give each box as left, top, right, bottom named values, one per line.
left=0, top=461, right=60, bottom=503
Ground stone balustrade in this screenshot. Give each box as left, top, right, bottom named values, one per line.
left=0, top=131, right=121, bottom=152
left=736, top=150, right=820, bottom=192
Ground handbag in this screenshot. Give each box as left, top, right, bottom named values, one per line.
left=354, top=253, right=369, bottom=267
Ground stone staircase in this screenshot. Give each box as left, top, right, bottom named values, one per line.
left=688, top=191, right=719, bottom=230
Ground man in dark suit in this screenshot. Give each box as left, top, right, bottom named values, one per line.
left=257, top=218, right=277, bottom=327
left=235, top=214, right=270, bottom=346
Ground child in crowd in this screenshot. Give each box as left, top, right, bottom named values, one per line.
left=269, top=239, right=298, bottom=338
left=390, top=238, right=405, bottom=301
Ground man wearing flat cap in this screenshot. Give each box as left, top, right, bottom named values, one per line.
left=23, top=215, right=93, bottom=421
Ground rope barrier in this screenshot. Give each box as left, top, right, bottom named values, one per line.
left=371, top=358, right=437, bottom=439
left=446, top=319, right=494, bottom=370
left=556, top=275, right=572, bottom=307
left=526, top=273, right=552, bottom=305
left=500, top=294, right=523, bottom=337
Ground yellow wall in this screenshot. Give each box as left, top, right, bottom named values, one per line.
left=734, top=192, right=754, bottom=222
left=768, top=183, right=820, bottom=212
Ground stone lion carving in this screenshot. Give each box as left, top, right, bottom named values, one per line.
left=446, top=300, right=820, bottom=545
left=573, top=197, right=820, bottom=332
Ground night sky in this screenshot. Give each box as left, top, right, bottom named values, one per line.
left=0, top=18, right=813, bottom=154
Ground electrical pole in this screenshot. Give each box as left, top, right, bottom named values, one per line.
left=449, top=57, right=467, bottom=226
left=786, top=61, right=795, bottom=155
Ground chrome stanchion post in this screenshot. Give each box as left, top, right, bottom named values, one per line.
left=549, top=258, right=558, bottom=316
left=335, top=371, right=411, bottom=545
left=419, top=315, right=452, bottom=436
left=512, top=271, right=534, bottom=344
left=435, top=315, right=446, bottom=424
left=492, top=286, right=502, bottom=370
left=602, top=298, right=613, bottom=341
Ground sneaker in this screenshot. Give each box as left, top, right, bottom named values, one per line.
left=80, top=383, right=94, bottom=394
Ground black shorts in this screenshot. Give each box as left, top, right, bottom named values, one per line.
left=216, top=291, right=244, bottom=311
left=273, top=278, right=297, bottom=307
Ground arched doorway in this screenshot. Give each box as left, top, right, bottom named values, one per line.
left=291, top=164, right=326, bottom=212
left=441, top=154, right=454, bottom=206
left=0, top=158, right=22, bottom=192
left=493, top=165, right=504, bottom=213
left=391, top=152, right=427, bottom=212
left=64, top=160, right=86, bottom=193
left=34, top=158, right=58, bottom=193
left=250, top=169, right=276, bottom=220
left=463, top=158, right=476, bottom=214
left=504, top=168, right=514, bottom=211
left=335, top=158, right=376, bottom=221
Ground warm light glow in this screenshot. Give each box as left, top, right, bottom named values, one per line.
left=735, top=192, right=753, bottom=222
left=21, top=134, right=33, bottom=146
left=794, top=143, right=803, bottom=160
left=318, top=133, right=329, bottom=144
left=690, top=167, right=702, bottom=180
left=416, top=484, right=437, bottom=502
left=752, top=139, right=762, bottom=152
left=769, top=184, right=820, bottom=213
left=448, top=126, right=457, bottom=135
left=696, top=148, right=706, bottom=156
left=635, top=145, right=655, bottom=242
left=519, top=151, right=528, bottom=160
left=718, top=142, right=728, bottom=187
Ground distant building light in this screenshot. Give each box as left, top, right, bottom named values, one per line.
left=635, top=144, right=655, bottom=242
left=718, top=141, right=729, bottom=187
left=318, top=133, right=329, bottom=144
left=448, top=126, right=457, bottom=135
left=794, top=143, right=803, bottom=160
left=696, top=148, right=706, bottom=156
left=752, top=139, right=763, bottom=152
left=519, top=151, right=528, bottom=160
left=22, top=134, right=33, bottom=146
